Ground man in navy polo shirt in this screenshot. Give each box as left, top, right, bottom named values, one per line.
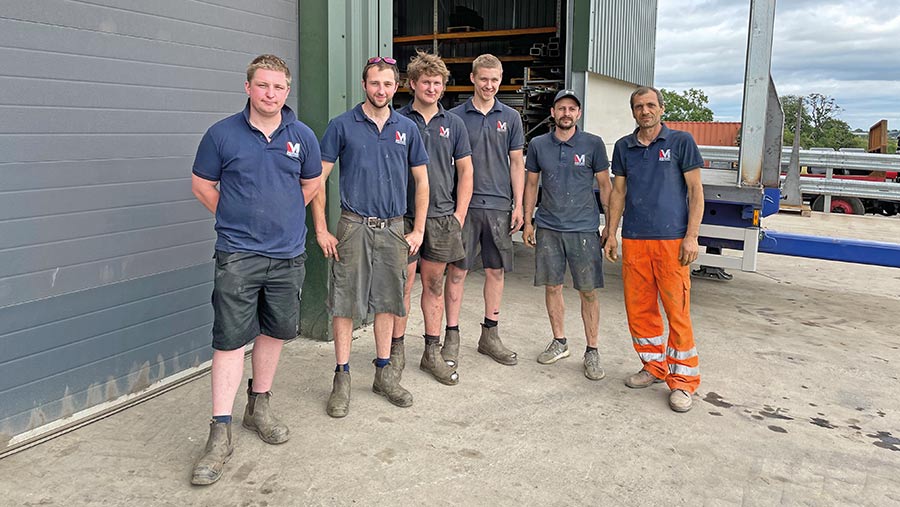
left=313, top=57, right=429, bottom=417
left=603, top=86, right=704, bottom=413
left=189, top=54, right=322, bottom=485
left=391, top=51, right=473, bottom=386
left=523, top=89, right=612, bottom=381
left=445, top=54, right=526, bottom=370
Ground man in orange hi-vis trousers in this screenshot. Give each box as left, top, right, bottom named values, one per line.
left=603, top=86, right=704, bottom=413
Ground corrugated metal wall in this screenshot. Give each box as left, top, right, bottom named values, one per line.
left=666, top=122, right=742, bottom=147
left=588, top=0, right=656, bottom=86
left=0, top=0, right=298, bottom=451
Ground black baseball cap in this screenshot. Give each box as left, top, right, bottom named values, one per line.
left=553, top=89, right=581, bottom=107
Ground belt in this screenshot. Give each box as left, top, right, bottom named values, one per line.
left=341, top=211, right=403, bottom=230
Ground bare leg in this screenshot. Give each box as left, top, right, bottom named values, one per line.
left=333, top=316, right=354, bottom=364
left=391, top=262, right=418, bottom=338
left=420, top=259, right=447, bottom=336
left=544, top=284, right=565, bottom=338
left=373, top=312, right=395, bottom=358
left=249, top=334, right=284, bottom=392
left=211, top=347, right=245, bottom=416
left=579, top=289, right=600, bottom=348
left=483, top=268, right=505, bottom=322
left=445, top=264, right=468, bottom=327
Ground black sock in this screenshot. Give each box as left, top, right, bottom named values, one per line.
left=586, top=346, right=598, bottom=353
left=424, top=334, right=440, bottom=345
left=483, top=318, right=498, bottom=328
left=392, top=335, right=404, bottom=343
left=212, top=415, right=232, bottom=424
left=374, top=357, right=390, bottom=368
left=335, top=363, right=349, bottom=372
left=555, top=337, right=567, bottom=345
left=446, top=325, right=459, bottom=332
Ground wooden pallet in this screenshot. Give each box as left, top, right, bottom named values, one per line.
left=778, top=204, right=812, bottom=217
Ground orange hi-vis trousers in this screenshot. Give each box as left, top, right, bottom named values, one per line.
left=622, top=238, right=700, bottom=393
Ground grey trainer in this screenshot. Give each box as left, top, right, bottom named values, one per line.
left=191, top=420, right=233, bottom=486
left=242, top=379, right=289, bottom=444
left=441, top=329, right=460, bottom=367
left=326, top=370, right=351, bottom=418
left=537, top=339, right=570, bottom=364
left=669, top=389, right=693, bottom=412
left=477, top=325, right=517, bottom=365
left=625, top=368, right=664, bottom=389
left=583, top=349, right=606, bottom=381
left=373, top=362, right=413, bottom=407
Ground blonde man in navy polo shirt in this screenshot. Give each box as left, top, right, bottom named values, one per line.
left=523, top=90, right=612, bottom=381
left=391, top=51, right=473, bottom=385
left=190, top=55, right=322, bottom=485
left=604, top=86, right=704, bottom=413
left=445, top=54, right=526, bottom=369
left=313, top=58, right=430, bottom=417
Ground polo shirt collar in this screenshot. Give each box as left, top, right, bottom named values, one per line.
left=551, top=126, right=582, bottom=146
left=399, top=102, right=447, bottom=119
left=352, top=102, right=400, bottom=125
left=241, top=100, right=297, bottom=129
left=625, top=123, right=671, bottom=148
left=463, top=97, right=503, bottom=114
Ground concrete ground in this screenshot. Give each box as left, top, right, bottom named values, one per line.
left=1, top=212, right=899, bottom=506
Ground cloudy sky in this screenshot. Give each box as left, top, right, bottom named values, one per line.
left=655, top=0, right=900, bottom=131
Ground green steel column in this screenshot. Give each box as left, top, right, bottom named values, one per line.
left=298, top=0, right=392, bottom=340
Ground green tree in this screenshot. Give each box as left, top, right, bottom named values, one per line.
left=660, top=88, right=714, bottom=121
left=780, top=93, right=861, bottom=150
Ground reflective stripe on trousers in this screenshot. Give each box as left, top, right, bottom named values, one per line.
left=622, top=238, right=700, bottom=393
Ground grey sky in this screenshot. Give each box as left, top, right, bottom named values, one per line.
left=655, top=0, right=900, bottom=130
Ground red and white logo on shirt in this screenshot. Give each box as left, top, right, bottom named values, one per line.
left=496, top=121, right=507, bottom=132
left=439, top=126, right=451, bottom=138
left=659, top=149, right=671, bottom=161
left=395, top=131, right=407, bottom=145
left=286, top=142, right=301, bottom=158
left=574, top=154, right=586, bottom=166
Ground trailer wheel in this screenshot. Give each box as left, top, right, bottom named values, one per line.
left=811, top=196, right=865, bottom=215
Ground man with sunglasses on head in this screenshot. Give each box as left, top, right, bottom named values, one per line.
left=445, top=54, right=526, bottom=370
left=390, top=50, right=473, bottom=386
left=312, top=56, right=429, bottom=418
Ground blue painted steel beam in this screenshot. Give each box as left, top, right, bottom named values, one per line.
left=759, top=230, right=900, bottom=268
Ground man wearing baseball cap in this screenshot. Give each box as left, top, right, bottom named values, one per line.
left=523, top=89, right=612, bottom=380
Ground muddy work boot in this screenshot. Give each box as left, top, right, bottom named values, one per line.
left=373, top=361, right=413, bottom=407
left=191, top=420, right=233, bottom=486
left=441, top=329, right=460, bottom=368
left=242, top=379, right=289, bottom=444
left=477, top=325, right=517, bottom=365
left=390, top=339, right=406, bottom=379
left=669, top=389, right=693, bottom=413
left=537, top=338, right=570, bottom=364
left=420, top=340, right=459, bottom=385
left=624, top=368, right=664, bottom=389
left=326, top=370, right=351, bottom=418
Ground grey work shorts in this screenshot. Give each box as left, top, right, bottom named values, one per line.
left=533, top=228, right=604, bottom=291
left=404, top=215, right=466, bottom=264
left=452, top=208, right=514, bottom=272
left=211, top=250, right=307, bottom=351
left=329, top=213, right=409, bottom=318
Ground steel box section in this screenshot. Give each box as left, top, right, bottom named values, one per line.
left=759, top=231, right=900, bottom=268
left=737, top=0, right=776, bottom=187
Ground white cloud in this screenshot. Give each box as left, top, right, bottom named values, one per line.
left=655, top=0, right=900, bottom=130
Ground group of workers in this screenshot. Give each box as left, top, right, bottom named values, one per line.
left=188, top=52, right=705, bottom=486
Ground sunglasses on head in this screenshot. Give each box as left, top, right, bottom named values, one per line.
left=367, top=56, right=397, bottom=65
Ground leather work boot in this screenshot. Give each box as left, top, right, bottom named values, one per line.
left=420, top=340, right=459, bottom=385
left=242, top=379, right=289, bottom=444
left=669, top=389, right=693, bottom=413
left=326, top=370, right=351, bottom=418
left=191, top=420, right=233, bottom=486
left=441, top=329, right=460, bottom=368
left=624, top=368, right=665, bottom=389
left=373, top=361, right=413, bottom=407
left=390, top=340, right=405, bottom=380
left=477, top=325, right=517, bottom=365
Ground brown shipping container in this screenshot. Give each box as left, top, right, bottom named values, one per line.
left=665, top=121, right=741, bottom=147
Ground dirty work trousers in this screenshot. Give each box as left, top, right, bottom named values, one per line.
left=622, top=238, right=700, bottom=393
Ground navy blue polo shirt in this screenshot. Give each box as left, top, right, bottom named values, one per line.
left=611, top=124, right=703, bottom=239
left=450, top=98, right=524, bottom=211
left=397, top=103, right=472, bottom=218
left=320, top=103, right=429, bottom=218
left=526, top=128, right=609, bottom=233
left=192, top=102, right=322, bottom=258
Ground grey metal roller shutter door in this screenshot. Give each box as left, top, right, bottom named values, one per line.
left=0, top=0, right=298, bottom=454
